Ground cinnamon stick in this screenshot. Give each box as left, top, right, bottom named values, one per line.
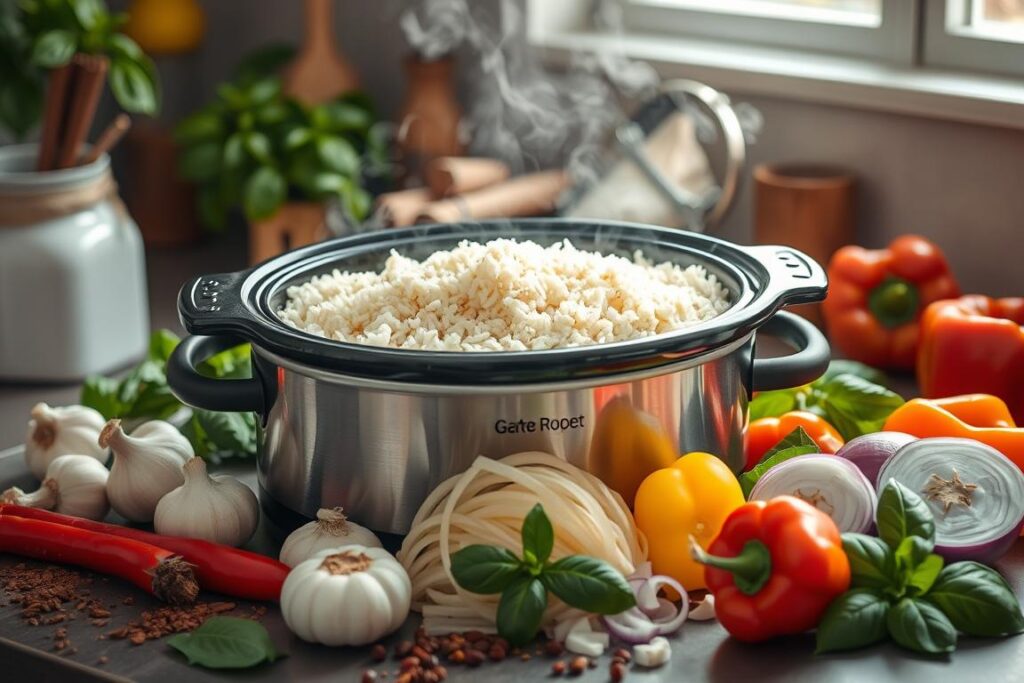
left=415, top=170, right=570, bottom=224
left=55, top=53, right=109, bottom=170
left=36, top=64, right=74, bottom=171
left=80, top=114, right=132, bottom=165
left=424, top=157, right=511, bottom=198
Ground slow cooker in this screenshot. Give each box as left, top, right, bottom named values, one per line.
left=167, top=219, right=829, bottom=535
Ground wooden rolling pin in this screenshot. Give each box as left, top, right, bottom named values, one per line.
left=416, top=170, right=570, bottom=224
left=424, top=157, right=511, bottom=198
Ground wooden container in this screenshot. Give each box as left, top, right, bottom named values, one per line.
left=397, top=55, right=464, bottom=183
left=754, top=163, right=856, bottom=326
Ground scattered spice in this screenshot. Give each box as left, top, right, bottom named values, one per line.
left=107, top=601, right=239, bottom=645
left=569, top=656, right=589, bottom=676
left=545, top=639, right=565, bottom=657
left=551, top=660, right=567, bottom=676
left=371, top=643, right=388, bottom=662
left=362, top=671, right=379, bottom=683
left=610, top=659, right=627, bottom=682
left=612, top=648, right=631, bottom=663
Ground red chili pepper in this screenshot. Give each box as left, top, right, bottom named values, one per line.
left=0, top=515, right=199, bottom=604
left=0, top=505, right=288, bottom=601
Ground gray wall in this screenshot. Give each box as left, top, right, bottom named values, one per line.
left=149, top=0, right=1024, bottom=295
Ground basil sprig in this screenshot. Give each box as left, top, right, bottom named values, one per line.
left=738, top=427, right=818, bottom=496
left=167, top=617, right=283, bottom=669
left=816, top=480, right=1024, bottom=655
left=749, top=360, right=904, bottom=440
left=450, top=503, right=636, bottom=645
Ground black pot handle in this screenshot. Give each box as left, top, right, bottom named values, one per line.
left=751, top=311, right=831, bottom=391
left=167, top=335, right=265, bottom=413
left=178, top=270, right=259, bottom=337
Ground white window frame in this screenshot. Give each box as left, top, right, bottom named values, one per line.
left=619, top=0, right=919, bottom=63
left=923, top=0, right=1024, bottom=76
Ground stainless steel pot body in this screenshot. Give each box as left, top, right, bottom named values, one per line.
left=255, top=337, right=751, bottom=534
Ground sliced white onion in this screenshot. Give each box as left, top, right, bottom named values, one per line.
left=688, top=594, right=716, bottom=621
left=749, top=455, right=877, bottom=533
left=566, top=630, right=609, bottom=656
left=877, top=437, right=1024, bottom=563
left=601, top=574, right=689, bottom=644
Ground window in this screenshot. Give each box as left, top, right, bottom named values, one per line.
left=620, top=0, right=1024, bottom=74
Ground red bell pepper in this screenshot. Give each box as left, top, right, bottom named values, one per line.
left=0, top=515, right=199, bottom=604
left=745, top=411, right=844, bottom=471
left=917, top=296, right=1024, bottom=424
left=691, top=496, right=851, bottom=642
left=0, top=505, right=288, bottom=601
left=823, top=235, right=960, bottom=370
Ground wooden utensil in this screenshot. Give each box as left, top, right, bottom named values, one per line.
left=55, top=54, right=109, bottom=169
left=283, top=0, right=360, bottom=105
left=425, top=157, right=510, bottom=198
left=754, top=163, right=856, bottom=326
left=36, top=64, right=73, bottom=171
left=374, top=188, right=432, bottom=228
left=80, top=114, right=131, bottom=165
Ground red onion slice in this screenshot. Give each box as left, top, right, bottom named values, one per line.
left=749, top=455, right=876, bottom=533
left=836, top=432, right=918, bottom=486
left=877, top=437, right=1024, bottom=564
left=601, top=574, right=689, bottom=644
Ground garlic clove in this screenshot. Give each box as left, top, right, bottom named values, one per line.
left=154, top=457, right=259, bottom=547
left=102, top=418, right=192, bottom=523
left=279, top=507, right=383, bottom=567
left=4, top=454, right=110, bottom=520
left=25, top=403, right=108, bottom=480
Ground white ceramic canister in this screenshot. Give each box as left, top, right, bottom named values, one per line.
left=0, top=144, right=149, bottom=380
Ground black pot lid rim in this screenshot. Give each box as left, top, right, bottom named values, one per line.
left=178, top=219, right=827, bottom=384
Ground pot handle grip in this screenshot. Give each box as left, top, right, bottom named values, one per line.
left=751, top=311, right=831, bottom=391
left=743, top=244, right=828, bottom=306
left=177, top=271, right=257, bottom=336
left=167, top=335, right=265, bottom=413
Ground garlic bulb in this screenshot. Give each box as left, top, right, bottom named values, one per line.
left=2, top=454, right=110, bottom=520
left=279, top=507, right=383, bottom=567
left=281, top=546, right=411, bottom=646
left=101, top=419, right=192, bottom=522
left=25, top=403, right=108, bottom=480
left=154, top=458, right=259, bottom=547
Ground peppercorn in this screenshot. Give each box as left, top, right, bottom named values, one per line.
left=395, top=640, right=414, bottom=658
left=610, top=660, right=627, bottom=682
left=371, top=644, right=388, bottom=662
left=551, top=660, right=567, bottom=676
left=545, top=640, right=565, bottom=657
left=569, top=656, right=588, bottom=676
left=400, top=656, right=420, bottom=671
left=613, top=648, right=631, bottom=663
left=488, top=643, right=507, bottom=661
left=361, top=670, right=379, bottom=683
left=447, top=649, right=466, bottom=664
left=465, top=649, right=486, bottom=667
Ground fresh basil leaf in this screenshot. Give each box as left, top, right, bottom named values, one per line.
left=521, top=503, right=553, bottom=567
left=749, top=390, right=797, bottom=421
left=818, top=374, right=905, bottom=440
left=817, top=361, right=888, bottom=387
left=31, top=30, right=76, bottom=67
left=70, top=0, right=104, bottom=30
left=450, top=545, right=526, bottom=595
left=316, top=135, right=359, bottom=176
left=496, top=576, right=547, bottom=647
left=319, top=101, right=372, bottom=132
left=193, top=410, right=257, bottom=457
left=81, top=375, right=124, bottom=420
left=739, top=427, right=819, bottom=496
left=886, top=598, right=956, bottom=655
left=198, top=344, right=252, bottom=380
left=924, top=562, right=1024, bottom=637
left=243, top=131, right=273, bottom=165
left=895, top=536, right=931, bottom=571
left=815, top=589, right=890, bottom=654
left=243, top=166, right=286, bottom=221
left=876, top=480, right=936, bottom=551
left=541, top=555, right=636, bottom=615
left=906, top=554, right=944, bottom=597
left=148, top=329, right=180, bottom=362
left=343, top=186, right=372, bottom=222
left=284, top=126, right=314, bottom=150
left=167, top=616, right=282, bottom=669
left=109, top=57, right=158, bottom=115
left=842, top=533, right=898, bottom=592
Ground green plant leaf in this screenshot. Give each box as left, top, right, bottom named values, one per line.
left=886, top=598, right=956, bottom=655
left=179, top=142, right=222, bottom=182
left=818, top=360, right=889, bottom=387
left=316, top=135, right=359, bottom=176
left=80, top=375, right=124, bottom=420
left=109, top=57, right=158, bottom=115
left=876, top=480, right=936, bottom=551
left=245, top=77, right=280, bottom=106
left=924, top=562, right=1024, bottom=637
left=318, top=101, right=372, bottom=132
left=541, top=556, right=636, bottom=615
left=748, top=390, right=798, bottom=421
left=148, top=329, right=181, bottom=362
left=842, top=533, right=898, bottom=592
left=450, top=545, right=526, bottom=595
left=198, top=344, right=251, bottom=379
left=193, top=410, right=257, bottom=456
left=521, top=503, right=554, bottom=567
left=31, top=29, right=76, bottom=67
left=175, top=110, right=223, bottom=145
left=242, top=166, right=286, bottom=221
left=222, top=132, right=246, bottom=170
left=70, top=0, right=103, bottom=30
left=739, top=427, right=819, bottom=495
left=167, top=617, right=282, bottom=669
left=906, top=554, right=944, bottom=597
left=243, top=131, right=273, bottom=165
left=496, top=576, right=547, bottom=647
left=284, top=126, right=314, bottom=149
left=818, top=374, right=904, bottom=440
left=107, top=32, right=142, bottom=60
left=815, top=589, right=890, bottom=654
left=343, top=186, right=372, bottom=221
left=231, top=44, right=295, bottom=85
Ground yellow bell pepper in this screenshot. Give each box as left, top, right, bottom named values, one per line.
left=590, top=397, right=679, bottom=505
left=633, top=451, right=745, bottom=591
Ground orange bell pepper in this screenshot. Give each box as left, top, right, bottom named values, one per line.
left=823, top=235, right=960, bottom=370
left=634, top=452, right=745, bottom=591
left=883, top=395, right=1024, bottom=471
left=745, top=411, right=844, bottom=471
left=917, top=296, right=1024, bottom=424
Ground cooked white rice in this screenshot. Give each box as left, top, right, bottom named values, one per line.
left=276, top=238, right=731, bottom=351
